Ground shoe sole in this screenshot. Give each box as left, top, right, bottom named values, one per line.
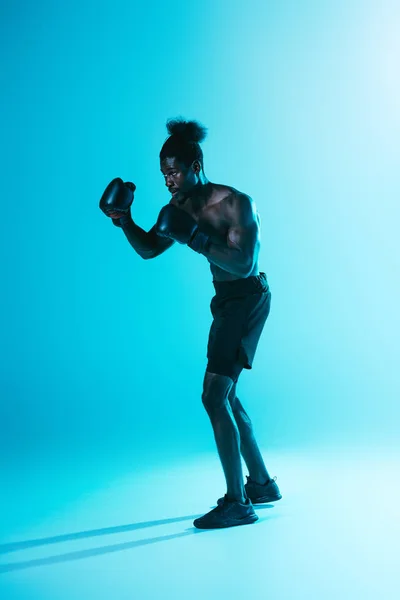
left=251, top=494, right=282, bottom=505
left=217, top=494, right=282, bottom=507
left=194, top=513, right=259, bottom=529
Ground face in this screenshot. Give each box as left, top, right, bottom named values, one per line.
left=160, top=157, right=200, bottom=202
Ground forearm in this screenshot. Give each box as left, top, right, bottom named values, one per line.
left=120, top=219, right=155, bottom=259
left=202, top=241, right=253, bottom=277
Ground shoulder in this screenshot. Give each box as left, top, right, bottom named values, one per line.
left=213, top=184, right=252, bottom=206
left=222, top=189, right=261, bottom=231
left=206, top=184, right=258, bottom=226
left=222, top=189, right=256, bottom=220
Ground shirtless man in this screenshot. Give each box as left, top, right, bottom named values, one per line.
left=99, top=118, right=282, bottom=529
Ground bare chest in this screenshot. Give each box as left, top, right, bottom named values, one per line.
left=185, top=199, right=231, bottom=243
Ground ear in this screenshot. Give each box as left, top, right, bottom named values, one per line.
left=192, top=160, right=201, bottom=174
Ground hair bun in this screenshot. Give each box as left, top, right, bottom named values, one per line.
left=166, top=117, right=207, bottom=143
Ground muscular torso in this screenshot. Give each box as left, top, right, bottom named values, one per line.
left=171, top=183, right=261, bottom=282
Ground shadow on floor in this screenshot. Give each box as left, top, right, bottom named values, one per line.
left=0, top=505, right=276, bottom=574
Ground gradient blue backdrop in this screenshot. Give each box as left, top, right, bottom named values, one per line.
left=1, top=0, right=399, bottom=481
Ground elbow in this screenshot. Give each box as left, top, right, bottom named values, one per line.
left=139, top=250, right=155, bottom=260
left=241, top=268, right=253, bottom=279
left=232, top=265, right=252, bottom=278
left=239, top=258, right=254, bottom=278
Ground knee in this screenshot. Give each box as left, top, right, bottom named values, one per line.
left=201, top=373, right=232, bottom=414
left=202, top=388, right=229, bottom=414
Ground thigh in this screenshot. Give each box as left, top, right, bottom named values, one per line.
left=240, top=291, right=271, bottom=369
left=206, top=297, right=249, bottom=381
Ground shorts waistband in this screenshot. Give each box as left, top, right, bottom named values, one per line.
left=212, top=272, right=270, bottom=298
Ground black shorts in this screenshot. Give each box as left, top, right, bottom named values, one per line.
left=206, top=272, right=271, bottom=382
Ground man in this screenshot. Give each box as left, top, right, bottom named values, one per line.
left=99, top=118, right=282, bottom=529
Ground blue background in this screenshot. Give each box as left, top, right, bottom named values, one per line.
left=1, top=0, right=399, bottom=498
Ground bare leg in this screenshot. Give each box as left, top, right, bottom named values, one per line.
left=228, top=384, right=271, bottom=485
left=202, top=372, right=247, bottom=503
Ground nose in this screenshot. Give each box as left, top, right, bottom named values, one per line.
left=165, top=175, right=173, bottom=187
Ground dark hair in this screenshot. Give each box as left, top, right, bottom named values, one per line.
left=160, top=117, right=208, bottom=168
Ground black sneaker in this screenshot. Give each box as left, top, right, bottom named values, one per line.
left=194, top=496, right=258, bottom=529
left=217, top=476, right=282, bottom=506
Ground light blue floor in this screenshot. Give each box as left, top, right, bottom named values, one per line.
left=1, top=445, right=398, bottom=600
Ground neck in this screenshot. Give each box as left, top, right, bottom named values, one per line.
left=191, top=178, right=211, bottom=203
left=198, top=172, right=209, bottom=186
left=178, top=177, right=211, bottom=209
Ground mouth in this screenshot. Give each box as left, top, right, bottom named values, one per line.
left=170, top=188, right=178, bottom=196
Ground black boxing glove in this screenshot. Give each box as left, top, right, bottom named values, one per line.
left=99, top=178, right=136, bottom=227
left=155, top=204, right=210, bottom=253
